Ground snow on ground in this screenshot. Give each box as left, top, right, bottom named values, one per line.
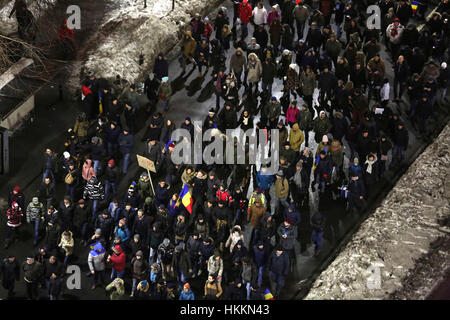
left=0, top=0, right=57, bottom=36
left=82, top=0, right=225, bottom=84
left=305, top=124, right=450, bottom=300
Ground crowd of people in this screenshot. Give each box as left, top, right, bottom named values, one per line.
left=2, top=0, right=450, bottom=300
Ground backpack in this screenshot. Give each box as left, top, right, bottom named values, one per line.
left=65, top=172, right=74, bottom=185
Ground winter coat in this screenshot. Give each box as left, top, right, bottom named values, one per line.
left=6, top=203, right=23, bottom=227
left=171, top=250, right=192, bottom=276
left=247, top=53, right=262, bottom=83
left=300, top=71, right=316, bottom=96
left=182, top=34, right=197, bottom=59
left=253, top=242, right=269, bottom=268
left=293, top=5, right=309, bottom=23
left=238, top=2, right=253, bottom=24
left=262, top=61, right=277, bottom=84
left=58, top=231, right=74, bottom=256
left=274, top=178, right=289, bottom=199
left=109, top=245, right=126, bottom=272
left=26, top=201, right=44, bottom=223
left=286, top=106, right=299, bottom=124
left=296, top=108, right=313, bottom=131
left=248, top=199, right=266, bottom=228
left=207, top=255, right=223, bottom=277
left=268, top=251, right=289, bottom=276
left=230, top=48, right=247, bottom=74
left=313, top=116, right=332, bottom=140
left=285, top=68, right=300, bottom=91
left=256, top=171, right=274, bottom=191
left=83, top=176, right=104, bottom=201
left=1, top=258, right=20, bottom=286
left=288, top=123, right=304, bottom=152
left=393, top=126, right=409, bottom=148
left=277, top=224, right=298, bottom=250
left=325, top=39, right=342, bottom=59
left=386, top=23, right=404, bottom=44
left=22, top=261, right=43, bottom=283
left=179, top=289, right=195, bottom=300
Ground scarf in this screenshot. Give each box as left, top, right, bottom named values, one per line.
left=243, top=117, right=249, bottom=125
left=390, top=24, right=398, bottom=38
left=365, top=157, right=377, bottom=174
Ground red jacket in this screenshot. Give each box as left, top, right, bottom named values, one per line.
left=109, top=245, right=126, bottom=272
left=216, top=189, right=233, bottom=205
left=6, top=202, right=23, bottom=227
left=203, top=23, right=213, bottom=39
left=238, top=3, right=253, bottom=23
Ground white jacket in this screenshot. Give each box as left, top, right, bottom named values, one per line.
left=386, top=23, right=404, bottom=44
left=380, top=82, right=390, bottom=101
left=252, top=7, right=268, bottom=25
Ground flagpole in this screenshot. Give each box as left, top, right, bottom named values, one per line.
left=147, top=168, right=155, bottom=196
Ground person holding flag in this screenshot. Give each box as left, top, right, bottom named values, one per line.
left=176, top=183, right=194, bottom=215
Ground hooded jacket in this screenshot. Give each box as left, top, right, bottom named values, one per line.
left=247, top=53, right=262, bottom=83
left=277, top=224, right=298, bottom=250
left=109, top=245, right=126, bottom=272
left=83, top=176, right=104, bottom=200
left=88, top=242, right=106, bottom=271
left=248, top=199, right=266, bottom=228
left=289, top=123, right=305, bottom=152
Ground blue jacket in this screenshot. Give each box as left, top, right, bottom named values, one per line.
left=118, top=133, right=134, bottom=154
left=179, top=289, right=195, bottom=300
left=105, top=126, right=121, bottom=144
left=284, top=204, right=301, bottom=226
left=115, top=226, right=130, bottom=243
left=256, top=171, right=275, bottom=190
left=253, top=241, right=269, bottom=268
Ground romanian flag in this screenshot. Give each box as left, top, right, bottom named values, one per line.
left=264, top=289, right=274, bottom=300
left=98, top=90, right=103, bottom=115
left=177, top=183, right=193, bottom=214
left=411, top=1, right=419, bottom=13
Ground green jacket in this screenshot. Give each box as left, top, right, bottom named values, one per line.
left=296, top=109, right=312, bottom=131
left=313, top=117, right=332, bottom=138
left=106, top=281, right=125, bottom=300
left=300, top=72, right=316, bottom=96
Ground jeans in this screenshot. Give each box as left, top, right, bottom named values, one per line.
left=104, top=180, right=117, bottom=202
left=107, top=142, right=118, bottom=156
left=261, top=82, right=273, bottom=97
left=269, top=272, right=285, bottom=296
left=295, top=20, right=305, bottom=39
left=241, top=23, right=248, bottom=38
left=93, top=160, right=101, bottom=175
left=311, top=230, right=323, bottom=253
left=336, top=23, right=342, bottom=40
left=132, top=278, right=139, bottom=294
left=92, top=269, right=105, bottom=286
left=257, top=266, right=264, bottom=286
left=440, top=87, right=447, bottom=102
left=110, top=269, right=125, bottom=280
left=391, top=145, right=406, bottom=166
left=177, top=270, right=186, bottom=285
left=92, top=199, right=99, bottom=221
left=244, top=281, right=251, bottom=300
left=149, top=247, right=156, bottom=266
left=32, top=220, right=40, bottom=244
left=122, top=153, right=131, bottom=174
left=66, top=184, right=76, bottom=200
left=393, top=78, right=406, bottom=99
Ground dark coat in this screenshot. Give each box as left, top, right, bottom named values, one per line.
left=267, top=250, right=289, bottom=276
